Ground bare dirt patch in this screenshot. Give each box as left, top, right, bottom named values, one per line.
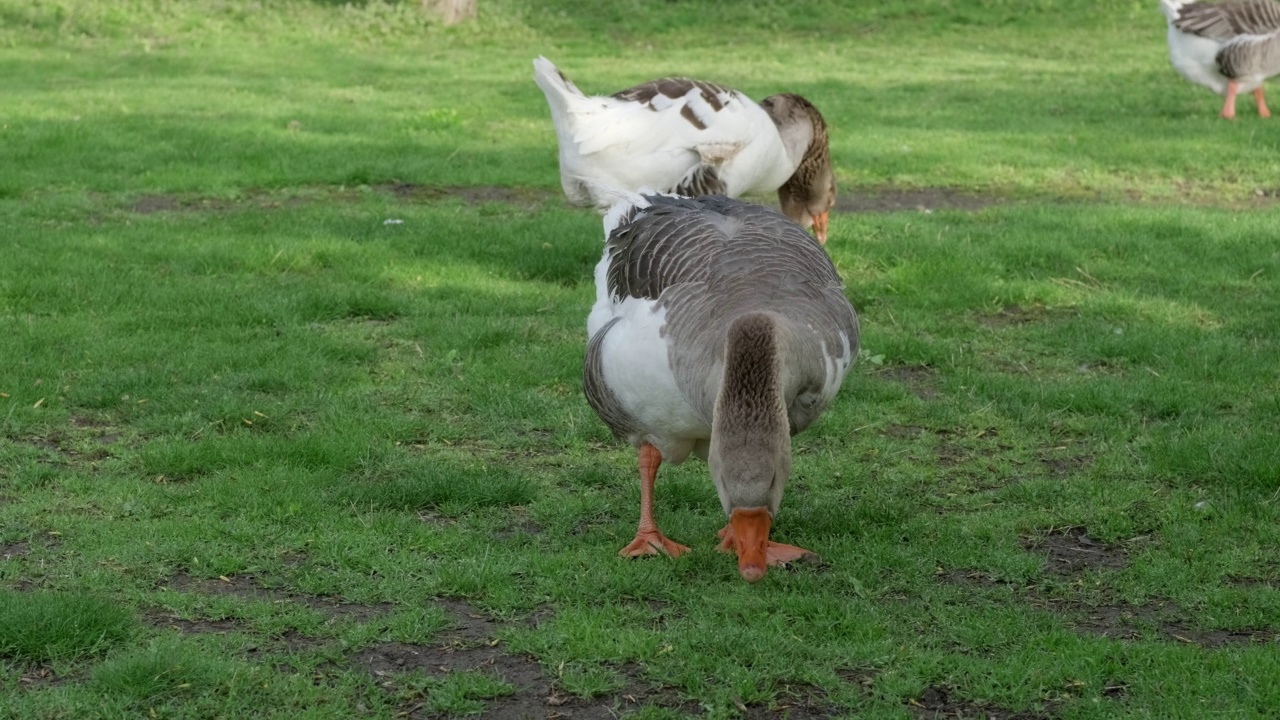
left=70, top=415, right=122, bottom=445
left=882, top=424, right=925, bottom=439
left=909, top=685, right=1053, bottom=719
left=163, top=572, right=392, bottom=623
left=20, top=426, right=118, bottom=465
left=931, top=428, right=1010, bottom=473
left=978, top=304, right=1075, bottom=329
left=1038, top=450, right=1094, bottom=478
left=356, top=599, right=832, bottom=719
left=878, top=365, right=940, bottom=400
left=1226, top=574, right=1278, bottom=589
left=127, top=185, right=561, bottom=216
left=1030, top=595, right=1279, bottom=647
left=1, top=541, right=30, bottom=560
left=377, top=183, right=557, bottom=209
left=836, top=187, right=1003, bottom=214
left=15, top=664, right=69, bottom=690
left=1161, top=622, right=1280, bottom=647
left=127, top=191, right=308, bottom=214
left=940, top=568, right=1018, bottom=589
left=736, top=682, right=843, bottom=718
left=131, top=195, right=185, bottom=214
left=355, top=598, right=594, bottom=719
left=1022, top=527, right=1128, bottom=576
left=123, top=185, right=1015, bottom=220
left=935, top=440, right=968, bottom=468
left=1031, top=599, right=1167, bottom=641
left=944, top=532, right=1278, bottom=648
left=1, top=533, right=61, bottom=563
left=146, top=611, right=245, bottom=635
left=494, top=508, right=544, bottom=541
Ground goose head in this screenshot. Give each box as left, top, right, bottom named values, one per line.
left=760, top=93, right=836, bottom=244
left=708, top=313, right=794, bottom=582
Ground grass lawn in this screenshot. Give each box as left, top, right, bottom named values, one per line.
left=2, top=1, right=1279, bottom=718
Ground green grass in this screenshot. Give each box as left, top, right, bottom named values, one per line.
left=0, top=591, right=137, bottom=662
left=400, top=669, right=515, bottom=715
left=2, top=0, right=1279, bottom=718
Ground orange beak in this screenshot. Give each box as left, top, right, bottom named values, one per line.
left=729, top=507, right=772, bottom=583
left=811, top=212, right=829, bottom=245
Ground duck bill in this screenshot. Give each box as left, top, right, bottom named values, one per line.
left=730, top=507, right=772, bottom=583
left=811, top=212, right=829, bottom=245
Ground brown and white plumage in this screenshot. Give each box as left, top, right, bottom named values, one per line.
left=583, top=194, right=858, bottom=581
left=1161, top=0, right=1280, bottom=117
left=533, top=57, right=837, bottom=243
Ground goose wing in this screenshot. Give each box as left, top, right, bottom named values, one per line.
left=596, top=196, right=857, bottom=429
left=1171, top=0, right=1280, bottom=39
left=563, top=80, right=781, bottom=197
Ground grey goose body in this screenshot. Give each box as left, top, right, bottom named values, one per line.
left=1162, top=0, right=1280, bottom=117
left=583, top=194, right=858, bottom=581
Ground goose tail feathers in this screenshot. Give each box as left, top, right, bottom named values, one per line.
left=561, top=173, right=681, bottom=239
left=533, top=56, right=585, bottom=106
left=1159, top=0, right=1188, bottom=21
left=598, top=186, right=655, bottom=239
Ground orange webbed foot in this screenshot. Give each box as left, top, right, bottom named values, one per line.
left=619, top=530, right=690, bottom=558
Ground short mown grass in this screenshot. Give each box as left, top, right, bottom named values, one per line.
left=0, top=592, right=137, bottom=663
left=3, top=1, right=1279, bottom=718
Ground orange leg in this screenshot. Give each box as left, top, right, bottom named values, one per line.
left=618, top=443, right=690, bottom=558
left=1221, top=81, right=1240, bottom=119
left=1255, top=87, right=1271, bottom=118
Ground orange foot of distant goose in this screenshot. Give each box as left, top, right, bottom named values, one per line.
left=619, top=443, right=690, bottom=558
left=717, top=508, right=815, bottom=582
left=1222, top=80, right=1240, bottom=119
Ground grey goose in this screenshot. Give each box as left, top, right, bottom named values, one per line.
left=583, top=194, right=859, bottom=582
left=1162, top=0, right=1280, bottom=117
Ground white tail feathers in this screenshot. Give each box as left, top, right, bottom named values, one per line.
left=1159, top=0, right=1187, bottom=21
left=603, top=193, right=651, bottom=239
left=532, top=56, right=584, bottom=103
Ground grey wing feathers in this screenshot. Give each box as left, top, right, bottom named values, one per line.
left=583, top=317, right=639, bottom=439
left=604, top=196, right=858, bottom=426
left=603, top=195, right=725, bottom=302
left=673, top=165, right=728, bottom=198
left=605, top=195, right=839, bottom=303
left=1217, top=35, right=1280, bottom=77
left=1173, top=0, right=1280, bottom=39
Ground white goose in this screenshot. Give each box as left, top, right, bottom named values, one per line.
left=533, top=56, right=837, bottom=244
left=583, top=194, right=859, bottom=582
left=1161, top=0, right=1280, bottom=118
